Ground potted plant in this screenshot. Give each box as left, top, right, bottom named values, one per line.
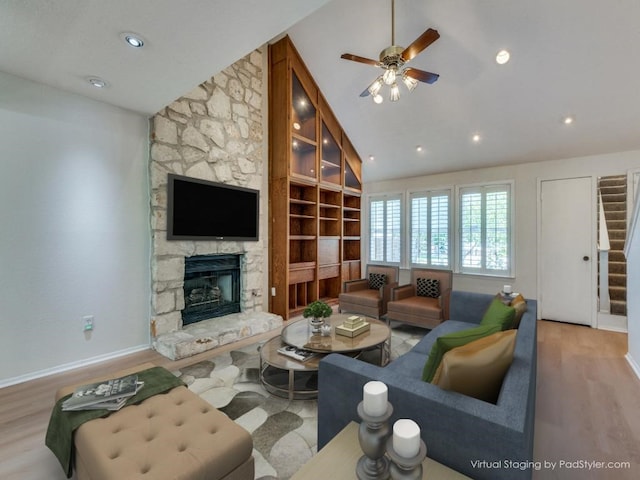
left=303, top=300, right=333, bottom=333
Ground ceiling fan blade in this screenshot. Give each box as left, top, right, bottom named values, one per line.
left=341, top=53, right=380, bottom=67
left=404, top=67, right=439, bottom=84
left=401, top=28, right=440, bottom=62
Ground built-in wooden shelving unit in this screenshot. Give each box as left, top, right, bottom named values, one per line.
left=268, top=36, right=363, bottom=319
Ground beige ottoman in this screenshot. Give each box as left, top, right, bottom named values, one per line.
left=55, top=364, right=254, bottom=480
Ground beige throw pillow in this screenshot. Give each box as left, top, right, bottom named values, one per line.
left=432, top=329, right=517, bottom=403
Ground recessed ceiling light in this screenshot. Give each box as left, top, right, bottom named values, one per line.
left=416, top=146, right=423, bottom=152
left=472, top=133, right=481, bottom=143
left=563, top=115, right=575, bottom=125
left=122, top=32, right=145, bottom=48
left=495, top=49, right=511, bottom=65
left=87, top=76, right=107, bottom=88
left=368, top=155, right=375, bottom=161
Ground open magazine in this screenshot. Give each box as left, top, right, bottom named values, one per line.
left=277, top=345, right=318, bottom=362
left=61, top=374, right=144, bottom=411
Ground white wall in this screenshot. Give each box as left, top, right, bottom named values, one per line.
left=364, top=150, right=640, bottom=300
left=625, top=188, right=640, bottom=378
left=0, top=72, right=151, bottom=386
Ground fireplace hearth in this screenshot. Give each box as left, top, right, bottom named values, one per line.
left=182, top=254, right=241, bottom=325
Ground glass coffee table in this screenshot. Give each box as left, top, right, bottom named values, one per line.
left=260, top=314, right=391, bottom=400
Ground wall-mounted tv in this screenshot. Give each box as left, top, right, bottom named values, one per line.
left=167, top=174, right=259, bottom=241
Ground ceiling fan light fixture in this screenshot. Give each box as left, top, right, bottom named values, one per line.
left=383, top=67, right=397, bottom=85
left=341, top=0, right=440, bottom=103
left=368, top=77, right=384, bottom=97
left=389, top=83, right=400, bottom=102
left=402, top=71, right=419, bottom=92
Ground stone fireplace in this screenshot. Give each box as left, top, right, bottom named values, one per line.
left=182, top=254, right=241, bottom=325
left=148, top=47, right=282, bottom=360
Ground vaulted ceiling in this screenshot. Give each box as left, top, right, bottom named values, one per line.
left=2, top=0, right=640, bottom=182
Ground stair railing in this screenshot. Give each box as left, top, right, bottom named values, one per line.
left=598, top=190, right=611, bottom=313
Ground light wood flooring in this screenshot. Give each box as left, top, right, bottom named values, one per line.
left=1, top=320, right=638, bottom=480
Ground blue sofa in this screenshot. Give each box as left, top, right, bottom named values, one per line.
left=317, top=291, right=537, bottom=480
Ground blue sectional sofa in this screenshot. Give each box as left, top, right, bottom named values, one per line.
left=317, top=291, right=537, bottom=480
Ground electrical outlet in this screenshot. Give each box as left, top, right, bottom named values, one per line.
left=83, top=315, right=94, bottom=332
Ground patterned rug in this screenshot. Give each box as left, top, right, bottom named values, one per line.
left=173, top=323, right=426, bottom=479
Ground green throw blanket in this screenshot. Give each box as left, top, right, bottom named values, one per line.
left=45, top=366, right=185, bottom=478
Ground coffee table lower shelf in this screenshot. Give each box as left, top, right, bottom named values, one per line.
left=259, top=336, right=322, bottom=400
left=260, top=364, right=318, bottom=400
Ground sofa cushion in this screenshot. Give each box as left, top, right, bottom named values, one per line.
left=421, top=323, right=502, bottom=382
left=417, top=277, right=439, bottom=298
left=339, top=289, right=381, bottom=308
left=387, top=351, right=430, bottom=380
left=480, top=297, right=516, bottom=330
left=432, top=329, right=517, bottom=403
left=368, top=272, right=387, bottom=289
left=387, top=295, right=440, bottom=319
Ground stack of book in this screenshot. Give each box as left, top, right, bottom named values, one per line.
left=336, top=315, right=370, bottom=338
left=61, top=374, right=144, bottom=411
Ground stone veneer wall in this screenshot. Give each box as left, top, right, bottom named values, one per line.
left=149, top=48, right=267, bottom=337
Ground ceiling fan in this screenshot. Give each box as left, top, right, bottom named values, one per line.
left=341, top=0, right=440, bottom=103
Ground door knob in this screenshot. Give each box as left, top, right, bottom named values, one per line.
left=583, top=256, right=590, bottom=261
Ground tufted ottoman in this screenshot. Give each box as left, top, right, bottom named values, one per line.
left=54, top=363, right=254, bottom=480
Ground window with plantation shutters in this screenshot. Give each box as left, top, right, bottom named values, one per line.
left=459, top=184, right=512, bottom=275
left=369, top=195, right=401, bottom=263
left=410, top=190, right=451, bottom=267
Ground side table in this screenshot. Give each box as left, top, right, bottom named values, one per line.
left=291, top=422, right=471, bottom=479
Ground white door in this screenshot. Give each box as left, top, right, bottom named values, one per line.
left=539, top=177, right=594, bottom=325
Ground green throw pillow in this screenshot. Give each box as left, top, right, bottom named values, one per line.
left=421, top=324, right=502, bottom=382
left=480, top=298, right=516, bottom=331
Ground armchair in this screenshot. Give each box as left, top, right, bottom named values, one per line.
left=338, top=265, right=399, bottom=319
left=386, top=268, right=452, bottom=329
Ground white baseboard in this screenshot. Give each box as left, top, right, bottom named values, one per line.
left=626, top=353, right=640, bottom=381
left=596, top=313, right=628, bottom=333
left=0, top=344, right=151, bottom=389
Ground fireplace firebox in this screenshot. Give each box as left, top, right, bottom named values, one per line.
left=182, top=254, right=241, bottom=325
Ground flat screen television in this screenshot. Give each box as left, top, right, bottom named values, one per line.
left=167, top=174, right=259, bottom=241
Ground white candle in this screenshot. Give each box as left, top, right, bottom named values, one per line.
left=362, top=381, right=388, bottom=417
left=393, top=419, right=421, bottom=458
left=503, top=284, right=512, bottom=295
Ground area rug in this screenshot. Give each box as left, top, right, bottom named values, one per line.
left=173, top=323, right=426, bottom=480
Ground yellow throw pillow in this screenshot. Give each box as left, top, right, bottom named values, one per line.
left=510, top=294, right=527, bottom=328
left=432, top=330, right=517, bottom=403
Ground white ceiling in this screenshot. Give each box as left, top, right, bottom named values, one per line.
left=2, top=0, right=640, bottom=183
left=0, top=0, right=330, bottom=113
